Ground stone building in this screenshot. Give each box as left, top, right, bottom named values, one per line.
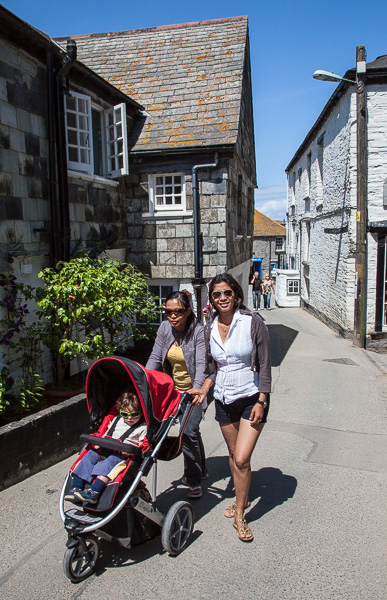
left=0, top=5, right=144, bottom=283
left=251, top=210, right=286, bottom=277
left=58, top=16, right=257, bottom=312
left=286, top=53, right=387, bottom=350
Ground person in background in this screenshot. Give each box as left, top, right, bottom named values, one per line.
left=262, top=273, right=275, bottom=310
left=146, top=291, right=207, bottom=499
left=250, top=271, right=262, bottom=311
left=189, top=273, right=271, bottom=542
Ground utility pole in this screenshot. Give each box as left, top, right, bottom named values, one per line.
left=353, top=45, right=368, bottom=348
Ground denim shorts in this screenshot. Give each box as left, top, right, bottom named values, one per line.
left=214, top=393, right=270, bottom=424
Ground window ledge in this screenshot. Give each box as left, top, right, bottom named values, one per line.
left=142, top=211, right=193, bottom=220
left=68, top=171, right=119, bottom=187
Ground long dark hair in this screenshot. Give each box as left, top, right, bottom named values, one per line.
left=208, top=273, right=244, bottom=317
left=165, top=290, right=198, bottom=341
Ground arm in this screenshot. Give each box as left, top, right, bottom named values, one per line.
left=145, top=322, right=167, bottom=371
left=188, top=377, right=214, bottom=406
left=254, top=316, right=271, bottom=393
left=191, top=325, right=206, bottom=388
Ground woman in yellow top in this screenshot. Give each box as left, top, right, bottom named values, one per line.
left=146, top=291, right=207, bottom=498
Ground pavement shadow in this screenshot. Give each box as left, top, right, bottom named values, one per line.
left=267, top=324, right=298, bottom=367
left=247, top=467, right=298, bottom=523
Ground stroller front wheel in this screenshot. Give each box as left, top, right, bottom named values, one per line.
left=161, top=501, right=194, bottom=556
left=63, top=535, right=99, bottom=583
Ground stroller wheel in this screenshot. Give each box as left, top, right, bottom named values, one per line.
left=63, top=536, right=99, bottom=583
left=161, top=501, right=194, bottom=556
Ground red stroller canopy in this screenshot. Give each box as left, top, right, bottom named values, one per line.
left=85, top=356, right=181, bottom=446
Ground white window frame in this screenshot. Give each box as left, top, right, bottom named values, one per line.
left=65, top=92, right=129, bottom=178
left=149, top=173, right=186, bottom=214
left=104, top=103, right=129, bottom=177
left=65, top=92, right=94, bottom=174
left=287, top=279, right=300, bottom=295
left=275, top=237, right=284, bottom=251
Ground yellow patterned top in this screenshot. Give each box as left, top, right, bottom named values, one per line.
left=166, top=344, right=192, bottom=391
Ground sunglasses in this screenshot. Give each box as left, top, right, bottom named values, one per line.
left=165, top=308, right=186, bottom=316
left=120, top=409, right=141, bottom=418
left=211, top=289, right=233, bottom=300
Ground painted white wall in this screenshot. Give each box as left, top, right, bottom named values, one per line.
left=287, top=82, right=387, bottom=336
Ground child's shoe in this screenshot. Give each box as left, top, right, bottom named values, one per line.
left=64, top=488, right=83, bottom=502
left=74, top=488, right=100, bottom=504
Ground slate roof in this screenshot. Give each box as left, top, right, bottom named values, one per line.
left=55, top=17, right=249, bottom=152
left=254, top=210, right=286, bottom=237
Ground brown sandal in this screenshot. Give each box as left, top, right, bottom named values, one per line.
left=224, top=500, right=250, bottom=518
left=233, top=511, right=254, bottom=542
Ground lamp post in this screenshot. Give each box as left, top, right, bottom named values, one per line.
left=313, top=46, right=367, bottom=348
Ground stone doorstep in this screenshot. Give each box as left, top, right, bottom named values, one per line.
left=0, top=393, right=90, bottom=491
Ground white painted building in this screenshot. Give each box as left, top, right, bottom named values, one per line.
left=286, top=53, right=387, bottom=351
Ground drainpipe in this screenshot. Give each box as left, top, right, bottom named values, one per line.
left=46, top=48, right=61, bottom=267
left=191, top=153, right=219, bottom=319
left=55, top=39, right=77, bottom=263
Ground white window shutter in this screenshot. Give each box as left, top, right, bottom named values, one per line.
left=104, top=103, right=129, bottom=177
left=65, top=92, right=94, bottom=174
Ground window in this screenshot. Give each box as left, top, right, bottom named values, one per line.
left=306, top=152, right=311, bottom=198
left=148, top=284, right=174, bottom=324
left=65, top=92, right=129, bottom=177
left=287, top=279, right=300, bottom=295
left=149, top=174, right=186, bottom=213
left=236, top=174, right=242, bottom=235
left=275, top=237, right=284, bottom=251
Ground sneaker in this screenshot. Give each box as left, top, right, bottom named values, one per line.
left=64, top=487, right=83, bottom=502
left=74, top=488, right=100, bottom=504
left=188, top=486, right=202, bottom=499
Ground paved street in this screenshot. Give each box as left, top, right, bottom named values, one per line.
left=0, top=306, right=386, bottom=600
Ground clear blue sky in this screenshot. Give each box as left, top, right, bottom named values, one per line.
left=3, top=0, right=387, bottom=219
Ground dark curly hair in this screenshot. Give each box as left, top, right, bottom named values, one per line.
left=208, top=273, right=244, bottom=316
left=165, top=290, right=198, bottom=341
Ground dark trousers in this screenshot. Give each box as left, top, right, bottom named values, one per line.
left=180, top=404, right=206, bottom=487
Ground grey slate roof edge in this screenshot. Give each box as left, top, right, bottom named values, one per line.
left=54, top=15, right=248, bottom=42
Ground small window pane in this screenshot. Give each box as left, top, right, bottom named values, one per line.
left=116, top=124, right=122, bottom=138
left=165, top=186, right=172, bottom=194
left=108, top=142, right=114, bottom=157
left=117, top=139, right=123, bottom=154
left=165, top=176, right=172, bottom=184
left=114, top=108, right=121, bottom=123
left=165, top=196, right=173, bottom=204
left=67, top=113, right=76, bottom=128
left=79, top=115, right=88, bottom=131
left=118, top=155, right=123, bottom=169
left=68, top=146, right=78, bottom=161
left=174, top=176, right=181, bottom=184
left=68, top=130, right=77, bottom=144
left=78, top=98, right=88, bottom=113
left=107, top=127, right=114, bottom=142
left=79, top=132, right=89, bottom=147
left=156, top=197, right=163, bottom=205
left=174, top=196, right=182, bottom=204
left=174, top=186, right=181, bottom=194
left=156, top=177, right=163, bottom=185
left=66, top=96, right=76, bottom=110
left=80, top=148, right=90, bottom=163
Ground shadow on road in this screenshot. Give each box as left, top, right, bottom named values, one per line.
left=91, top=461, right=297, bottom=576
left=267, top=324, right=298, bottom=367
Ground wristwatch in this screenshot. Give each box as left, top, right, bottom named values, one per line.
left=256, top=399, right=268, bottom=408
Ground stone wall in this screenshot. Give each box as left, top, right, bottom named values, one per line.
left=0, top=37, right=50, bottom=269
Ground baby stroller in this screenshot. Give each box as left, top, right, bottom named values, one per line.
left=59, top=356, right=196, bottom=583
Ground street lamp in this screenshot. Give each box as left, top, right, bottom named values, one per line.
left=313, top=47, right=367, bottom=348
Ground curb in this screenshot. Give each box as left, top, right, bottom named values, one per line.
left=0, top=393, right=90, bottom=491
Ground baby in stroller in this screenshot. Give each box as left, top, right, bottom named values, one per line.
left=65, top=391, right=147, bottom=505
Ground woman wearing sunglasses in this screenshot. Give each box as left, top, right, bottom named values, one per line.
left=146, top=290, right=207, bottom=499
left=189, top=273, right=271, bottom=542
